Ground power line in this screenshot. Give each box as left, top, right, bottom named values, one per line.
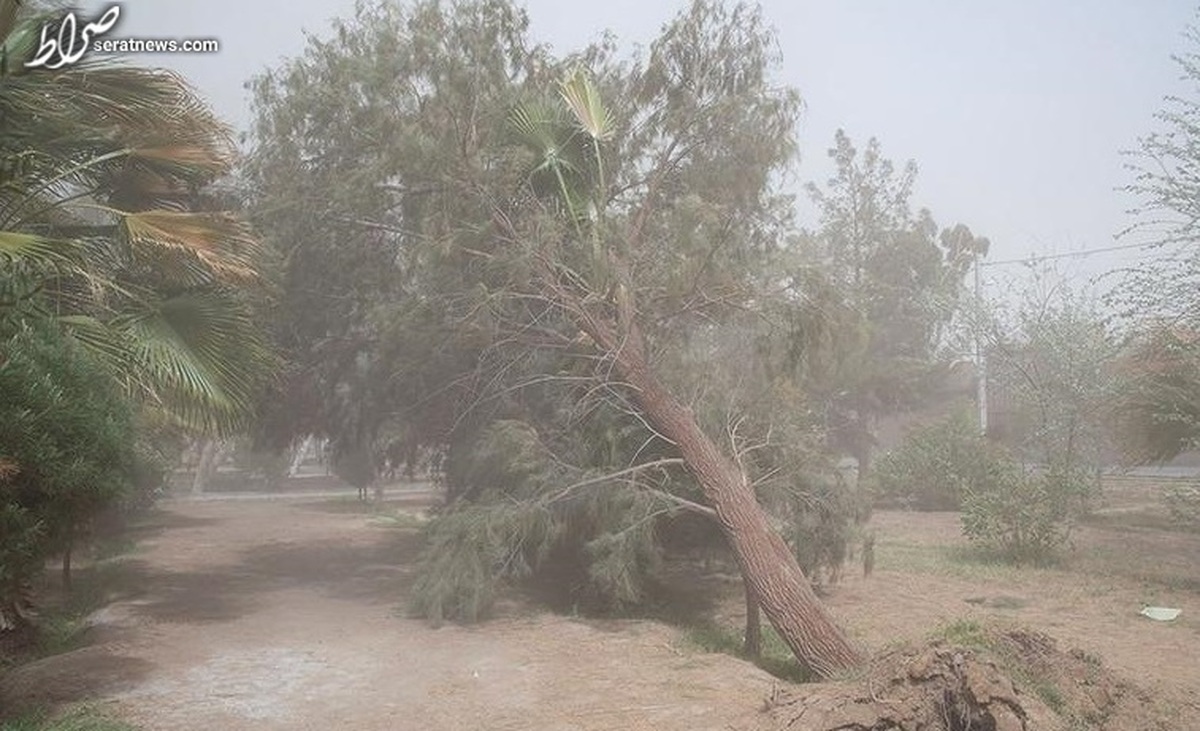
left=978, top=240, right=1161, bottom=268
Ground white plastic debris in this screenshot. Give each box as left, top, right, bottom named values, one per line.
left=1139, top=606, right=1182, bottom=621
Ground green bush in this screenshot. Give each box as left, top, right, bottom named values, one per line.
left=411, top=420, right=661, bottom=622
left=875, top=408, right=1095, bottom=562
left=1164, top=482, right=1200, bottom=529
left=786, top=473, right=870, bottom=585
left=960, top=462, right=1095, bottom=563
left=0, top=323, right=136, bottom=627
left=0, top=504, right=43, bottom=629
left=873, top=408, right=1005, bottom=510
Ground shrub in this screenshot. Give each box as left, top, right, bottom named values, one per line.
left=786, top=473, right=870, bottom=585
left=873, top=408, right=1005, bottom=510
left=411, top=420, right=661, bottom=622
left=960, top=462, right=1095, bottom=563
left=0, top=323, right=136, bottom=625
left=1164, top=482, right=1200, bottom=529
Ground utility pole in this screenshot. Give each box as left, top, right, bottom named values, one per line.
left=974, top=254, right=988, bottom=437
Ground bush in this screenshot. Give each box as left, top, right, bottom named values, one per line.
left=411, top=420, right=662, bottom=622
left=786, top=473, right=870, bottom=586
left=875, top=408, right=1095, bottom=562
left=0, top=504, right=43, bottom=630
left=0, top=323, right=136, bottom=626
left=1164, top=482, right=1200, bottom=529
left=873, top=408, right=1005, bottom=510
left=960, top=462, right=1095, bottom=563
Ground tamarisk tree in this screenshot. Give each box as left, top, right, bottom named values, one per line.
left=247, top=0, right=862, bottom=675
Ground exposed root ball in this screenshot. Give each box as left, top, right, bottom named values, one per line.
left=746, top=629, right=1150, bottom=731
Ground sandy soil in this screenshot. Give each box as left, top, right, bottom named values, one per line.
left=1, top=495, right=776, bottom=730
left=3, top=485, right=1199, bottom=729
left=710, top=509, right=1200, bottom=723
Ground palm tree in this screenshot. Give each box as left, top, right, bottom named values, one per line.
left=0, top=0, right=273, bottom=434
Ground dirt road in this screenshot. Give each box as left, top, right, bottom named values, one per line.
left=1, top=496, right=773, bottom=730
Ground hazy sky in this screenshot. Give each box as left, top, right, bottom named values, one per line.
left=78, top=0, right=1199, bottom=292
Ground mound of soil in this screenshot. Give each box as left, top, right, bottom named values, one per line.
left=744, top=628, right=1175, bottom=731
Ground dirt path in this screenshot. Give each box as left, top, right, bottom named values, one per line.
left=2, top=497, right=774, bottom=730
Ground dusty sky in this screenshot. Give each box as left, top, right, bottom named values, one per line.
left=78, top=0, right=1199, bottom=291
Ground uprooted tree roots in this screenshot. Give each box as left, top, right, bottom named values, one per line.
left=747, top=628, right=1173, bottom=731
left=756, top=645, right=1033, bottom=731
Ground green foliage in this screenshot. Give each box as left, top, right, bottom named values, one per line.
left=786, top=474, right=869, bottom=584
left=803, top=131, right=987, bottom=469
left=683, top=621, right=811, bottom=682
left=932, top=618, right=991, bottom=649
left=1111, top=324, right=1200, bottom=464
left=116, top=417, right=180, bottom=515
left=876, top=402, right=1094, bottom=562
left=410, top=500, right=561, bottom=624
left=249, top=2, right=874, bottom=679
left=873, top=408, right=1003, bottom=511
left=0, top=322, right=136, bottom=626
left=411, top=420, right=665, bottom=622
left=984, top=270, right=1117, bottom=471
left=1109, top=25, right=1200, bottom=464
left=0, top=503, right=42, bottom=627
left=1164, top=482, right=1200, bottom=529
left=0, top=707, right=137, bottom=731
left=953, top=270, right=1112, bottom=562
left=0, top=0, right=274, bottom=436
left=1122, top=23, right=1200, bottom=257
left=960, top=462, right=1093, bottom=564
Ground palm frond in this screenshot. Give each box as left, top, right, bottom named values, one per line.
left=57, top=313, right=138, bottom=380
left=0, top=0, right=272, bottom=439
left=0, top=0, right=19, bottom=45
left=130, top=145, right=229, bottom=175
left=0, top=3, right=59, bottom=77
left=507, top=100, right=576, bottom=161
left=559, top=67, right=613, bottom=142
left=113, top=292, right=274, bottom=435
left=121, top=210, right=261, bottom=283
left=508, top=99, right=598, bottom=221
left=0, top=230, right=81, bottom=268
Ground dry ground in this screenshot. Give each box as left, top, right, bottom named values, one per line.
left=0, top=494, right=776, bottom=730
left=2, top=479, right=1199, bottom=729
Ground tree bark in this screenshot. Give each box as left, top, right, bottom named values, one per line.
left=743, top=579, right=761, bottom=660
left=583, top=309, right=864, bottom=678
left=530, top=223, right=864, bottom=676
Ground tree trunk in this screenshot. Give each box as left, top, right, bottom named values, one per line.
left=192, top=438, right=221, bottom=494
left=743, top=579, right=761, bottom=660
left=404, top=440, right=419, bottom=481
left=61, top=526, right=73, bottom=593
left=851, top=411, right=873, bottom=478
left=604, top=321, right=864, bottom=678
left=288, top=435, right=314, bottom=477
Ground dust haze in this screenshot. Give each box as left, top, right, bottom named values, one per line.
left=3, top=1, right=1200, bottom=729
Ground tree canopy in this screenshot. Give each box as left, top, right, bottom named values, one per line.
left=801, top=130, right=988, bottom=470
left=247, top=0, right=883, bottom=676
left=1111, top=21, right=1200, bottom=464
